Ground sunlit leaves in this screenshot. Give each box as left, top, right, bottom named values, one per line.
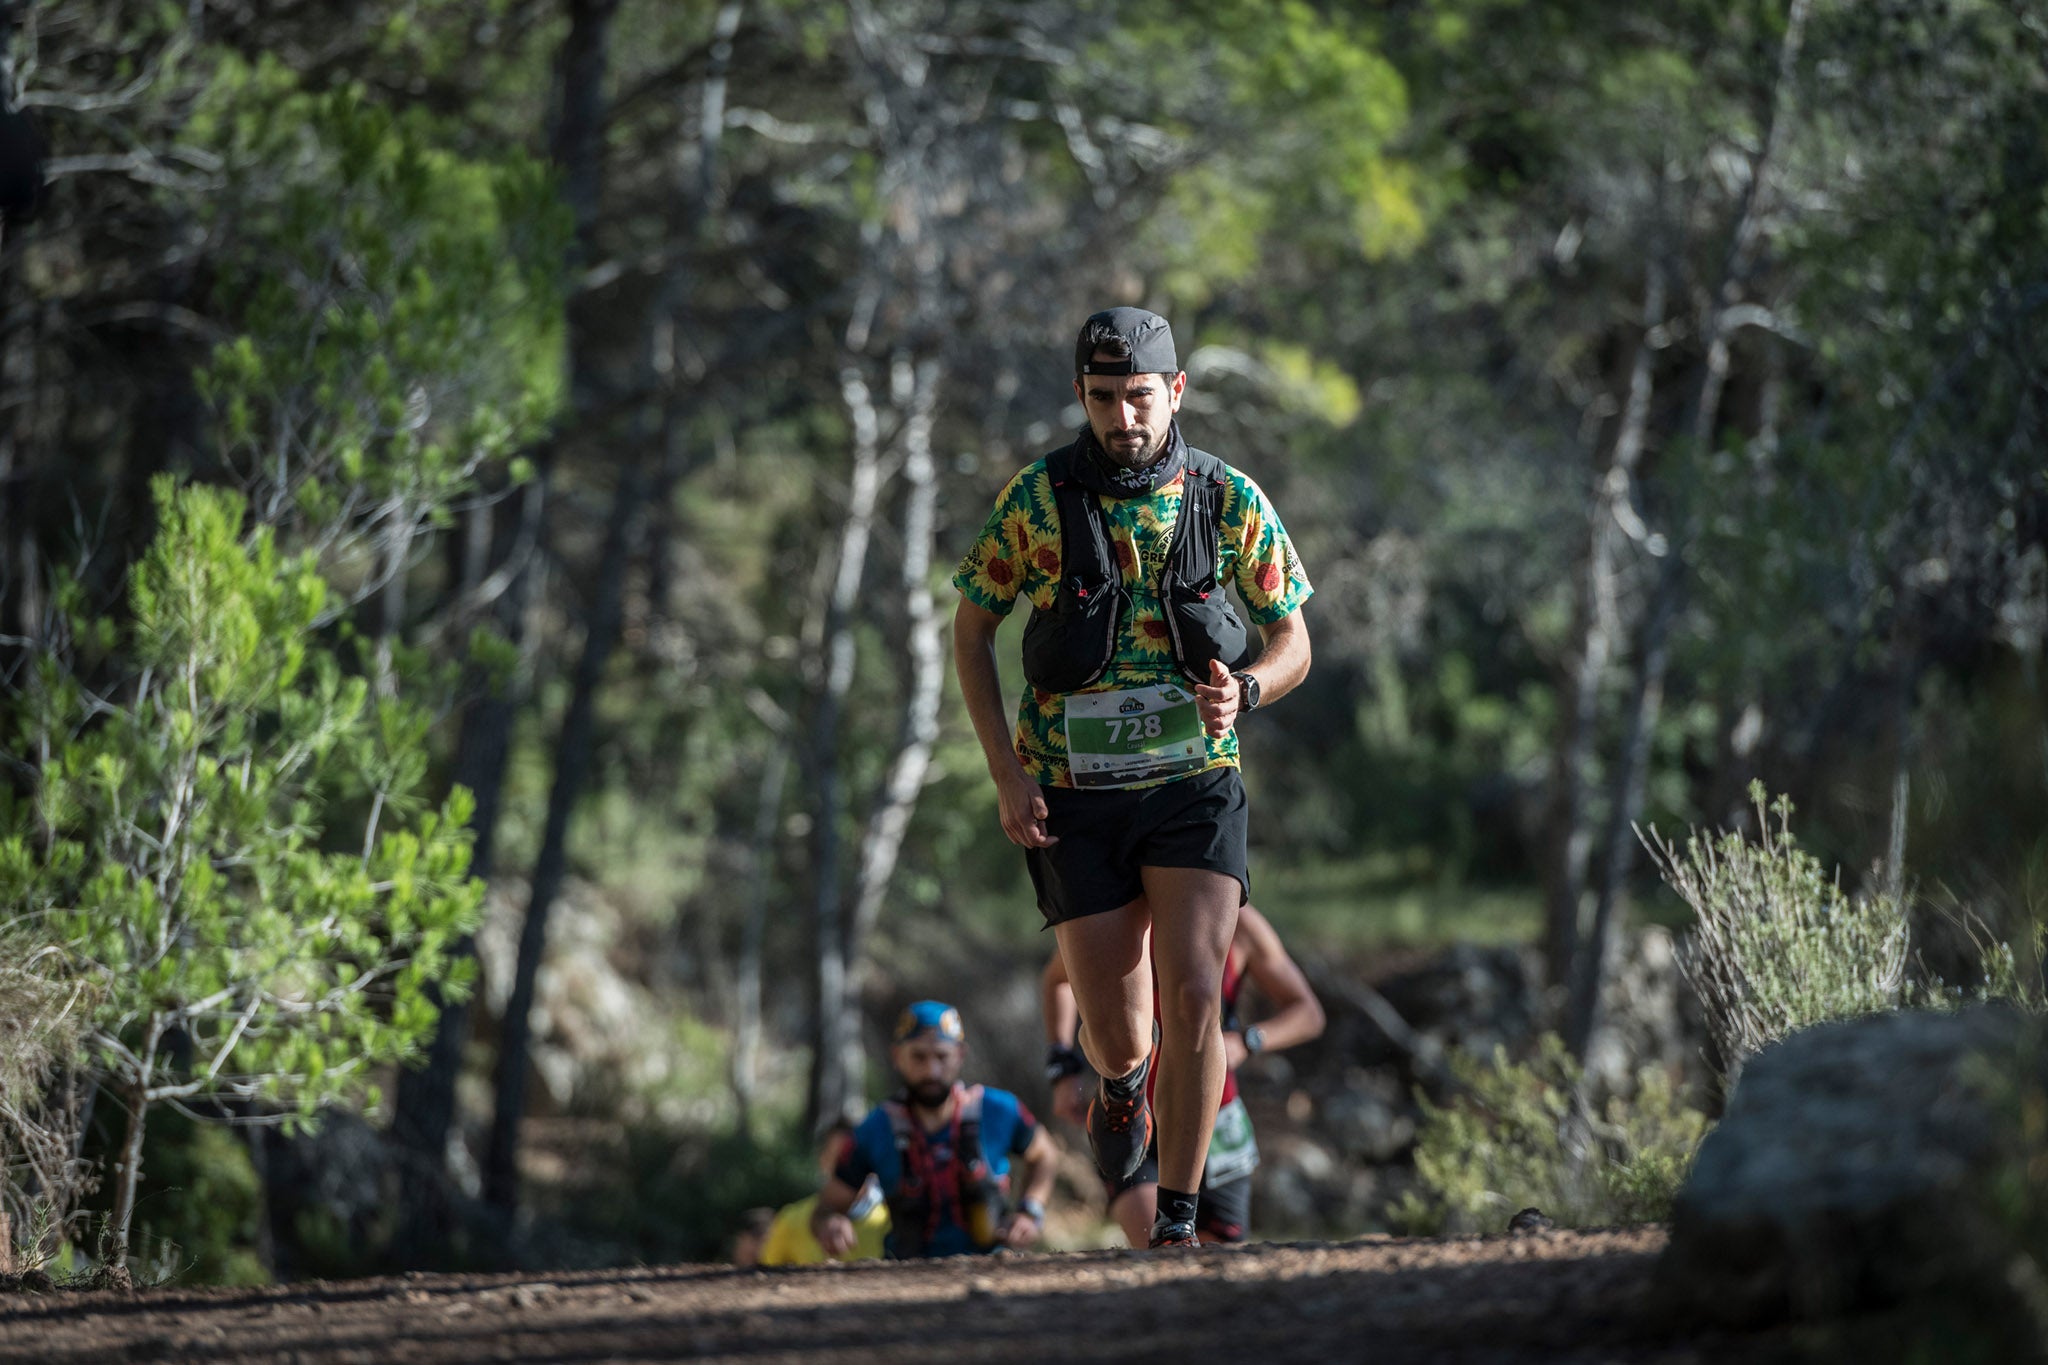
left=1, top=479, right=486, bottom=1127
left=188, top=53, right=569, bottom=565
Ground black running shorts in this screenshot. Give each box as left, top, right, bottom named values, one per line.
left=1025, top=766, right=1249, bottom=927
left=1104, top=1141, right=1253, bottom=1244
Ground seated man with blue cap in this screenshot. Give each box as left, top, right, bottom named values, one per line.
left=811, top=1000, right=1059, bottom=1259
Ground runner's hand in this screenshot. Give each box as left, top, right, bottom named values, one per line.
left=996, top=764, right=1058, bottom=848
left=1194, top=658, right=1240, bottom=737
left=999, top=1211, right=1042, bottom=1249
left=1052, top=1075, right=1089, bottom=1126
left=814, top=1213, right=857, bottom=1258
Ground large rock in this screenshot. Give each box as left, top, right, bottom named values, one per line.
left=1657, top=1004, right=2045, bottom=1330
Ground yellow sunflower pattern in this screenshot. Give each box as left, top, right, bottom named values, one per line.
left=953, top=457, right=1313, bottom=788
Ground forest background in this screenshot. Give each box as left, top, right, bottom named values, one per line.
left=0, top=0, right=2042, bottom=1284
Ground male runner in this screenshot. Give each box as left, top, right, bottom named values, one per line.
left=1042, top=903, right=1325, bottom=1244
left=812, top=1000, right=1057, bottom=1259
left=953, top=307, right=1312, bottom=1247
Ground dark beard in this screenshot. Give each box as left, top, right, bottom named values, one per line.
left=906, top=1080, right=951, bottom=1109
left=1099, top=426, right=1167, bottom=470
left=1074, top=421, right=1187, bottom=499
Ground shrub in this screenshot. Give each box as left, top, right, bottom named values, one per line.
left=1393, top=1033, right=1709, bottom=1235
left=1642, top=783, right=1908, bottom=1079
left=0, top=481, right=485, bottom=1266
left=0, top=937, right=96, bottom=1270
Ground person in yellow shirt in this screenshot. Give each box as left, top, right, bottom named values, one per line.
left=758, top=1119, right=889, bottom=1265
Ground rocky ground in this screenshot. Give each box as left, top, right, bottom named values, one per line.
left=0, top=1228, right=1833, bottom=1365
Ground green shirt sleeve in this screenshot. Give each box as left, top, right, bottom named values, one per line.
left=952, top=467, right=1040, bottom=616
left=1223, top=470, right=1313, bottom=625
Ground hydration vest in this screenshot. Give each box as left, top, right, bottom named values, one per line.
left=1019, top=442, right=1257, bottom=694
left=879, top=1083, right=1006, bottom=1256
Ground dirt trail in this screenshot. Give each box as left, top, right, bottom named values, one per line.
left=0, top=1229, right=1786, bottom=1364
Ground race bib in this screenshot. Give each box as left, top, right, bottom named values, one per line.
left=1063, top=683, right=1206, bottom=789
left=1204, top=1094, right=1260, bottom=1186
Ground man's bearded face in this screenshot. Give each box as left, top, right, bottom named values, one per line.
left=1075, top=365, right=1185, bottom=470
left=892, top=1036, right=964, bottom=1109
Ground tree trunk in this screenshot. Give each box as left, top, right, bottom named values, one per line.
left=1544, top=255, right=1667, bottom=992
left=1566, top=550, right=1682, bottom=1058
left=731, top=734, right=787, bottom=1132
left=483, top=455, right=652, bottom=1211
left=1883, top=637, right=1920, bottom=904
left=806, top=348, right=887, bottom=1128
left=390, top=455, right=549, bottom=1176
left=393, top=0, right=617, bottom=1217
left=836, top=354, right=943, bottom=1103
left=1563, top=0, right=1813, bottom=1058
left=106, top=1019, right=162, bottom=1267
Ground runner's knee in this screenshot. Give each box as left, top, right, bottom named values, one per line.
left=1157, top=972, right=1222, bottom=1044
left=1084, top=1026, right=1150, bottom=1079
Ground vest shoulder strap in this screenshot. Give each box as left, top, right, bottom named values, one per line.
left=1183, top=446, right=1230, bottom=488
left=1044, top=446, right=1114, bottom=590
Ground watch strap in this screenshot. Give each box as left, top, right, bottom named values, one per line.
left=1231, top=670, right=1260, bottom=712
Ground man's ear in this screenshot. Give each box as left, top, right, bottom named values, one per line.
left=1170, top=371, right=1187, bottom=408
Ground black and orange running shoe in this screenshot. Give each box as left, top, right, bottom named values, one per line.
left=1085, top=1061, right=1152, bottom=1185
left=1147, top=1219, right=1200, bottom=1249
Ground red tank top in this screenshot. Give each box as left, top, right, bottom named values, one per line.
left=1145, top=945, right=1244, bottom=1111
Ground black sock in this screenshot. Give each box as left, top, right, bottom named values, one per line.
left=1155, top=1186, right=1198, bottom=1230
left=1101, top=1053, right=1149, bottom=1099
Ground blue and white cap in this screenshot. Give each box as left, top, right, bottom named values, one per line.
left=892, top=999, right=966, bottom=1045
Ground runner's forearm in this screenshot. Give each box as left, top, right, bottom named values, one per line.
left=1242, top=994, right=1325, bottom=1054
left=952, top=599, right=1028, bottom=780
left=811, top=1175, right=858, bottom=1230
left=1237, top=906, right=1325, bottom=1054
left=1019, top=1131, right=1058, bottom=1208
left=1244, top=610, right=1310, bottom=707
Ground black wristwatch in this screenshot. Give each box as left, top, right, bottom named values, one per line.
left=1231, top=671, right=1261, bottom=712
left=1242, top=1024, right=1266, bottom=1056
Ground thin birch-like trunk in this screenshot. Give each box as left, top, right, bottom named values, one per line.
left=1544, top=256, right=1667, bottom=991
left=107, top=1018, right=163, bottom=1266
left=1565, top=0, right=1813, bottom=1059
left=731, top=736, right=787, bottom=1131
left=807, top=348, right=886, bottom=1127
left=835, top=354, right=944, bottom=1104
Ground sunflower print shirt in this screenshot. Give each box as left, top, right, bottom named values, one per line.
left=953, top=456, right=1313, bottom=789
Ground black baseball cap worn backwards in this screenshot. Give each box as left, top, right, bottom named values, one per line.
left=1075, top=306, right=1178, bottom=376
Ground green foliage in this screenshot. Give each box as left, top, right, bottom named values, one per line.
left=0, top=479, right=486, bottom=1255
left=127, top=1111, right=268, bottom=1287
left=1085, top=0, right=1423, bottom=304
left=189, top=52, right=566, bottom=559
left=1644, top=785, right=1910, bottom=1076
left=555, top=1119, right=820, bottom=1266
left=1394, top=1034, right=1709, bottom=1235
